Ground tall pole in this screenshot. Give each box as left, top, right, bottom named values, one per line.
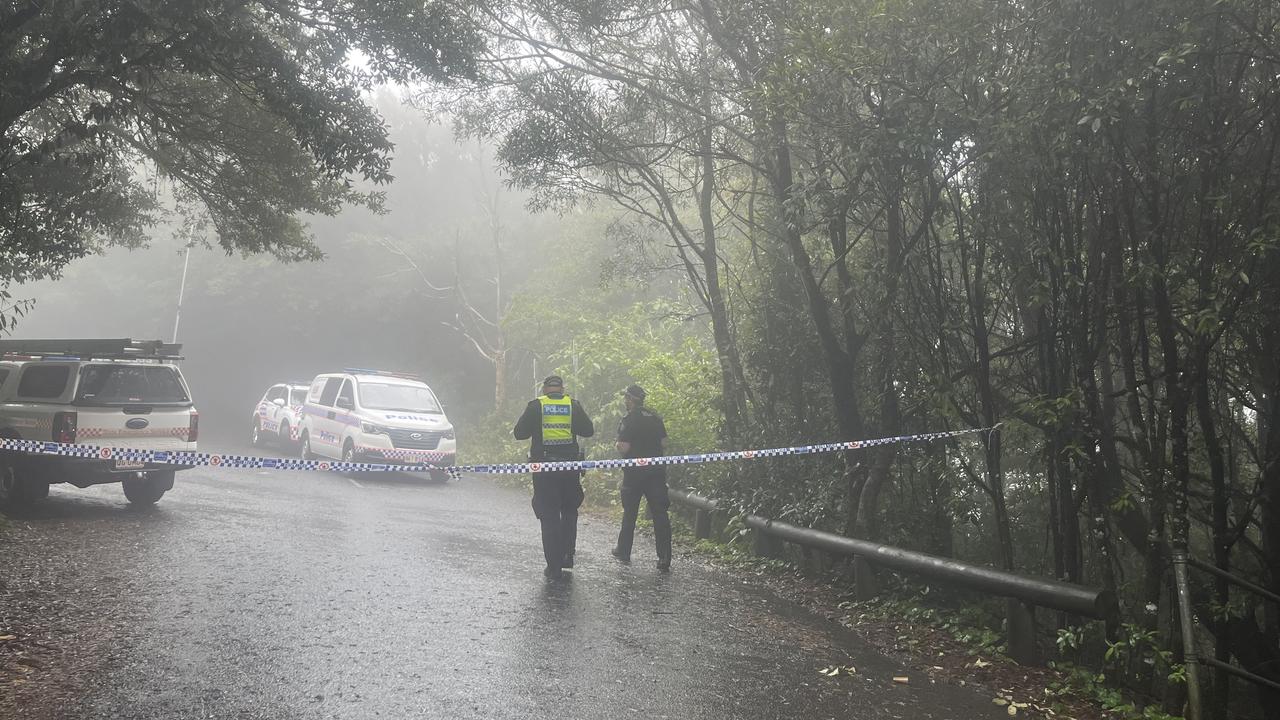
left=172, top=243, right=191, bottom=344
left=1173, top=550, right=1204, bottom=720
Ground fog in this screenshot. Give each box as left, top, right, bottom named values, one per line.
left=11, top=99, right=562, bottom=448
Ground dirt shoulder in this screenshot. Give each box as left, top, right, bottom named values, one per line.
left=649, top=519, right=1119, bottom=720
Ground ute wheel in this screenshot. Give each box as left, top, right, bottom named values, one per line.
left=300, top=433, right=315, bottom=461
left=122, top=472, right=169, bottom=505
left=278, top=422, right=293, bottom=449
left=0, top=453, right=47, bottom=507
left=251, top=418, right=264, bottom=447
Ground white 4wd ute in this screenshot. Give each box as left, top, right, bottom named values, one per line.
left=297, top=369, right=456, bottom=480
left=0, top=339, right=198, bottom=506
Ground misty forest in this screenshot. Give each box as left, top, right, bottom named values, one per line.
left=4, top=1, right=1280, bottom=719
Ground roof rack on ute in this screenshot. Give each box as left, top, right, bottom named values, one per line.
left=343, top=367, right=422, bottom=381
left=0, top=338, right=184, bottom=362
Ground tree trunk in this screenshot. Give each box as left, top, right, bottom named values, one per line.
left=1194, top=346, right=1231, bottom=719
left=764, top=114, right=865, bottom=532
left=697, top=123, right=749, bottom=446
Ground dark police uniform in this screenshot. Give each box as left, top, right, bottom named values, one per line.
left=513, top=381, right=594, bottom=575
left=614, top=404, right=671, bottom=568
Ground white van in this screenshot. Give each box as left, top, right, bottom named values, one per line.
left=0, top=339, right=199, bottom=505
left=296, top=369, right=456, bottom=479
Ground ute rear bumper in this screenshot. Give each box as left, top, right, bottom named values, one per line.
left=25, top=451, right=196, bottom=487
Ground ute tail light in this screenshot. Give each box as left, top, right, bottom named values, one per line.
left=188, top=411, right=199, bottom=443
left=53, top=411, right=78, bottom=444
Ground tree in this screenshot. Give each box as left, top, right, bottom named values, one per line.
left=0, top=0, right=481, bottom=307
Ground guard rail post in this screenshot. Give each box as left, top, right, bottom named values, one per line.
left=853, top=556, right=878, bottom=600
left=1006, top=599, right=1039, bottom=665
left=752, top=527, right=783, bottom=558
left=694, top=508, right=713, bottom=540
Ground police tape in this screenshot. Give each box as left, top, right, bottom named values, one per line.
left=0, top=426, right=996, bottom=478
left=0, top=436, right=457, bottom=474
left=444, top=426, right=996, bottom=478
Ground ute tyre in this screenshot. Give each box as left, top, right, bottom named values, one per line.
left=300, top=434, right=315, bottom=461
left=122, top=474, right=167, bottom=505
left=0, top=453, right=46, bottom=507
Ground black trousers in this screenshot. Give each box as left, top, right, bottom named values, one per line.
left=615, top=473, right=671, bottom=562
left=531, top=469, right=585, bottom=569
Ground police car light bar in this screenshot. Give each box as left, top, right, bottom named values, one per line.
left=343, top=368, right=423, bottom=381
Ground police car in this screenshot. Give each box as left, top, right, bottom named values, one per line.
left=251, top=382, right=309, bottom=448
left=0, top=339, right=199, bottom=506
left=296, top=369, right=456, bottom=479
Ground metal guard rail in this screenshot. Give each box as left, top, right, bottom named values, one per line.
left=669, top=488, right=1117, bottom=664
left=669, top=489, right=1113, bottom=618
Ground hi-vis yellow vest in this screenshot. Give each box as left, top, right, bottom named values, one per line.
left=538, top=394, right=574, bottom=447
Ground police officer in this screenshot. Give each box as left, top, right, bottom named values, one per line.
left=611, top=384, right=672, bottom=571
left=513, top=375, right=594, bottom=578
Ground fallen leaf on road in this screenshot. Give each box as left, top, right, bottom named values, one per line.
left=972, top=658, right=991, bottom=668
left=993, top=698, right=1009, bottom=706
left=0, top=635, right=16, bottom=642
left=1007, top=705, right=1018, bottom=716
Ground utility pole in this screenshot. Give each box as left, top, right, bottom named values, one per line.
left=172, top=243, right=192, bottom=344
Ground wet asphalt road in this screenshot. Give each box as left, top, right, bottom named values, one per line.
left=3, top=446, right=1008, bottom=720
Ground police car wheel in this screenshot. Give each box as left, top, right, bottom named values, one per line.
left=0, top=454, right=44, bottom=506
left=122, top=475, right=166, bottom=505
left=278, top=422, right=292, bottom=448
left=251, top=420, right=263, bottom=447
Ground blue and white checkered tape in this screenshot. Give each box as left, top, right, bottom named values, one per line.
left=0, top=426, right=996, bottom=479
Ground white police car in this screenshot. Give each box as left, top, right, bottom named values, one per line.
left=251, top=382, right=309, bottom=448
left=0, top=339, right=198, bottom=506
left=295, top=369, right=456, bottom=479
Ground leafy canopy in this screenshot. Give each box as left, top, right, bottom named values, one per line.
left=0, top=0, right=481, bottom=292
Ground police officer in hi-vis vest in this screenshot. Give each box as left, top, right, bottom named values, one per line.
left=513, top=375, right=595, bottom=578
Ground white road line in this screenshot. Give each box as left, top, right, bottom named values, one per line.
left=347, top=477, right=365, bottom=489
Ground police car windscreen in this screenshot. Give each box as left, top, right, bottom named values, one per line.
left=358, top=383, right=441, bottom=413
left=290, top=388, right=308, bottom=405
left=76, top=365, right=190, bottom=405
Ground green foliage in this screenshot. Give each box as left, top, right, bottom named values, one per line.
left=1, top=0, right=482, bottom=310
left=1047, top=664, right=1184, bottom=720
left=1105, top=624, right=1179, bottom=684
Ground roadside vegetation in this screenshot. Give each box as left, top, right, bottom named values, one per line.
left=443, top=2, right=1280, bottom=717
